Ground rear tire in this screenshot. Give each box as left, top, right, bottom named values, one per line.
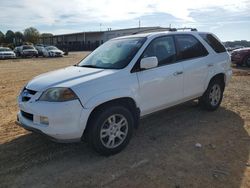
left=199, top=78, right=224, bottom=111
left=86, top=105, right=134, bottom=156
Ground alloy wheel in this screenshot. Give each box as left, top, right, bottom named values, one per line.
left=209, top=84, right=221, bottom=106
left=100, top=114, right=128, bottom=149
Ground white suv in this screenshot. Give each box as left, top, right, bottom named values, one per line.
left=17, top=30, right=232, bottom=155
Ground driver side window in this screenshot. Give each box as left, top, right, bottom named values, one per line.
left=142, top=36, right=176, bottom=66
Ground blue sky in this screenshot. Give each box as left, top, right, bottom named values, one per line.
left=0, top=0, right=250, bottom=41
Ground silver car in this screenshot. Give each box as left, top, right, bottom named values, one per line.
left=20, top=45, right=39, bottom=58
left=42, top=46, right=64, bottom=57
left=0, top=47, right=16, bottom=59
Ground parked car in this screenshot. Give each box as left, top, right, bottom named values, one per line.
left=20, top=45, right=38, bottom=58
left=14, top=46, right=22, bottom=57
left=231, top=47, right=250, bottom=67
left=0, top=47, right=16, bottom=59
left=16, top=30, right=232, bottom=155
left=42, top=46, right=64, bottom=57
left=35, top=44, right=46, bottom=56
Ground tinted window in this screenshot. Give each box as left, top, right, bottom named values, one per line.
left=175, top=35, right=208, bottom=61
left=199, top=33, right=226, bottom=53
left=142, top=36, right=176, bottom=66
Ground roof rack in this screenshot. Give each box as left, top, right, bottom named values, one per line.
left=170, top=28, right=197, bottom=32
left=132, top=27, right=197, bottom=34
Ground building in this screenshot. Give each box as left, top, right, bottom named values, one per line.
left=39, top=27, right=166, bottom=51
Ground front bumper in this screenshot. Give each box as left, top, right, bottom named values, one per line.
left=0, top=55, right=16, bottom=59
left=49, top=53, right=63, bottom=57
left=23, top=52, right=38, bottom=56
left=17, top=99, right=91, bottom=142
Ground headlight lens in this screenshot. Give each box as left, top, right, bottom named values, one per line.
left=39, top=87, right=78, bottom=102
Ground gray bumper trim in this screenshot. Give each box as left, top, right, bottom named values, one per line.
left=15, top=120, right=81, bottom=143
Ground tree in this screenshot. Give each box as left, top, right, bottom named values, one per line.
left=5, top=30, right=15, bottom=43
left=15, top=31, right=24, bottom=45
left=0, top=31, right=5, bottom=44
left=24, top=27, right=40, bottom=44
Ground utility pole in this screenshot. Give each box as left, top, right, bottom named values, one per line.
left=100, top=23, right=102, bottom=31
left=139, top=19, right=141, bottom=28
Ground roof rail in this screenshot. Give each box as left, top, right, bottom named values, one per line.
left=132, top=27, right=197, bottom=34
left=172, top=28, right=198, bottom=31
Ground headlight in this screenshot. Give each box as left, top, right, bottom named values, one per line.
left=39, top=87, right=78, bottom=102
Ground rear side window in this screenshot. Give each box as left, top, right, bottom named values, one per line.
left=199, top=33, right=226, bottom=53
left=175, top=35, right=208, bottom=61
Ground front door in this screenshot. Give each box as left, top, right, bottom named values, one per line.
left=136, top=36, right=184, bottom=115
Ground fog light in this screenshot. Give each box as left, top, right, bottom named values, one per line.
left=40, top=116, right=49, bottom=125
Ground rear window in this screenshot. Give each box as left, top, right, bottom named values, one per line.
left=0, top=48, right=11, bottom=52
left=199, top=33, right=226, bottom=53
left=23, top=46, right=35, bottom=50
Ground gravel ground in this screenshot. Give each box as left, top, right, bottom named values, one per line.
left=0, top=52, right=249, bottom=188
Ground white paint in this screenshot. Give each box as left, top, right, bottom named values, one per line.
left=17, top=31, right=232, bottom=142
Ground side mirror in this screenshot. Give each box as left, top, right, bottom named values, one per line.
left=140, top=57, right=158, bottom=70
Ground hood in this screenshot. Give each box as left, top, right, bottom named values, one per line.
left=0, top=51, right=14, bottom=54
left=233, top=47, right=250, bottom=52
left=48, top=49, right=63, bottom=53
left=26, top=66, right=115, bottom=91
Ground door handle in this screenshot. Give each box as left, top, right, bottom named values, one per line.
left=208, top=64, right=214, bottom=67
left=173, top=71, right=183, bottom=76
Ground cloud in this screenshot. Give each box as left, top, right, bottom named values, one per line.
left=0, top=0, right=249, bottom=40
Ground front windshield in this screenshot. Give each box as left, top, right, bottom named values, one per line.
left=78, top=37, right=146, bottom=69
left=0, top=48, right=11, bottom=52
left=23, top=46, right=35, bottom=50
left=46, top=46, right=58, bottom=50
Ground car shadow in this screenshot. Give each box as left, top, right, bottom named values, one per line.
left=0, top=101, right=249, bottom=187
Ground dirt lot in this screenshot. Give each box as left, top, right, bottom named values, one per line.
left=0, top=53, right=249, bottom=188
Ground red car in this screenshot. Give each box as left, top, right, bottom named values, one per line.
left=231, top=48, right=250, bottom=67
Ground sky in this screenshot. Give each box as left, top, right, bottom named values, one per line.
left=0, top=0, right=250, bottom=41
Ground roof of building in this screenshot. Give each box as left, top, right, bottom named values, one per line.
left=41, top=27, right=166, bottom=38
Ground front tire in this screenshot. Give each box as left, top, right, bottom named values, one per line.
left=86, top=106, right=134, bottom=156
left=244, top=55, right=250, bottom=67
left=199, top=79, right=224, bottom=111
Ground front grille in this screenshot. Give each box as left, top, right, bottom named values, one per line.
left=22, top=97, right=30, bottom=102
left=21, top=111, right=33, bottom=121
left=21, top=88, right=37, bottom=102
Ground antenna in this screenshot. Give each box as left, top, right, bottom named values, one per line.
left=100, top=23, right=102, bottom=31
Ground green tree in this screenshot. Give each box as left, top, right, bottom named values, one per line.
left=0, top=31, right=5, bottom=44
left=5, top=30, right=15, bottom=43
left=15, top=31, right=24, bottom=45
left=41, top=33, right=53, bottom=37
left=24, top=27, right=40, bottom=44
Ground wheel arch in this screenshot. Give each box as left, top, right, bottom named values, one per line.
left=243, top=54, right=250, bottom=66
left=206, top=73, right=226, bottom=92
left=82, top=97, right=140, bottom=139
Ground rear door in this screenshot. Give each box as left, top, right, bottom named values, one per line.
left=175, top=34, right=209, bottom=100
left=136, top=36, right=184, bottom=115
